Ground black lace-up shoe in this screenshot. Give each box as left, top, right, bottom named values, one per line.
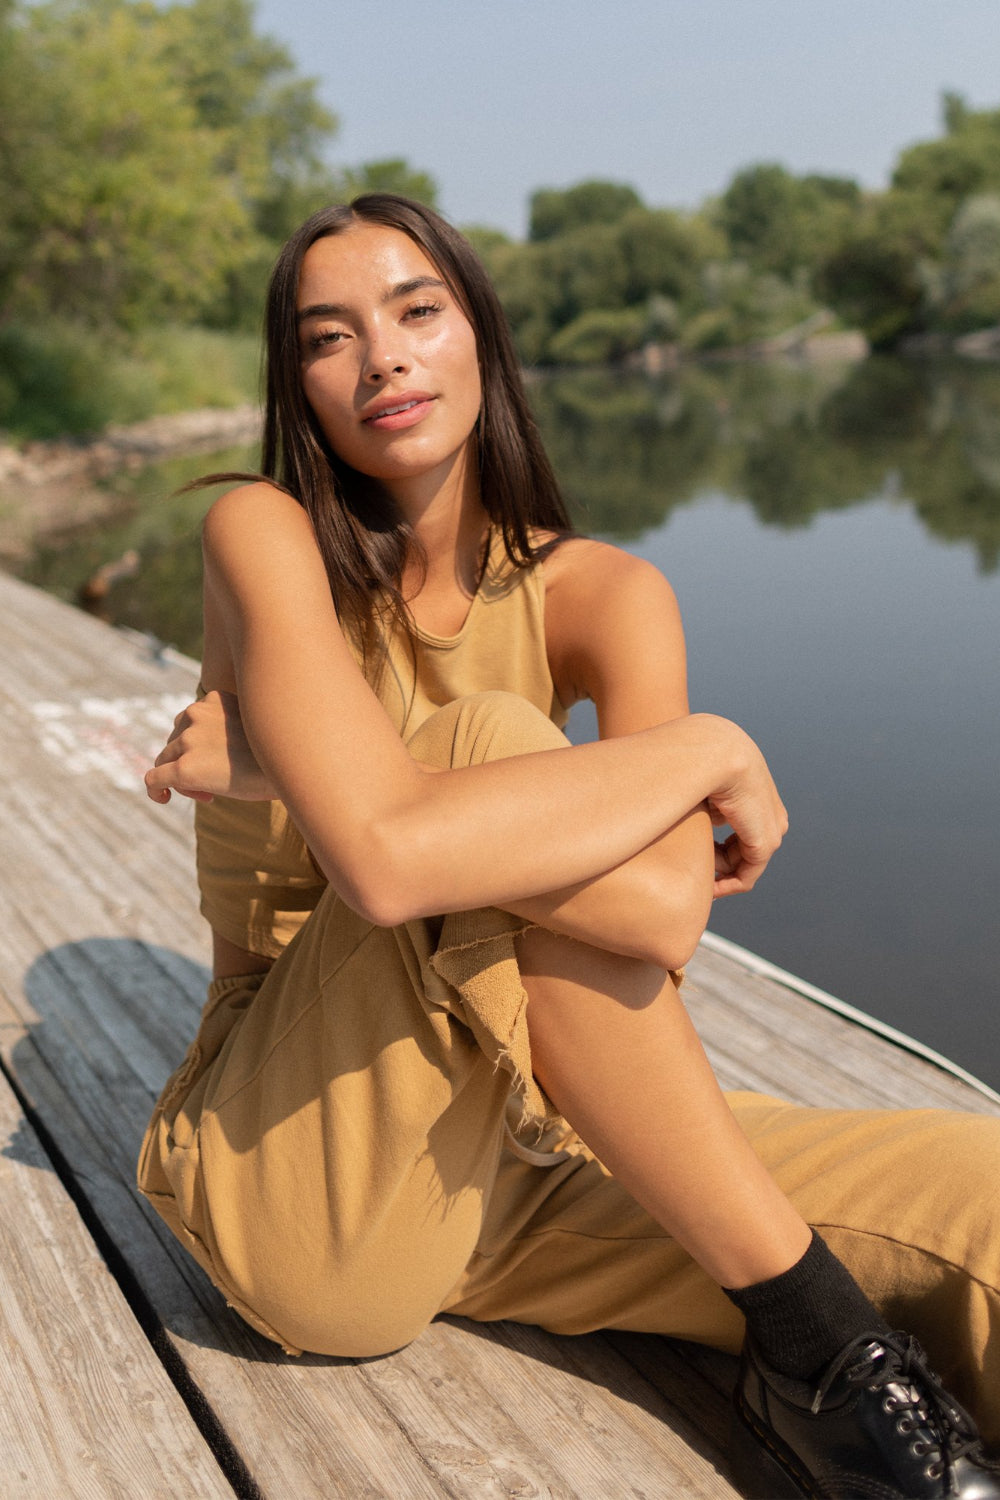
left=730, top=1329, right=1000, bottom=1498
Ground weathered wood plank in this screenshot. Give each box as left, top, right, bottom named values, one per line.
left=425, top=1318, right=737, bottom=1500
left=684, top=940, right=1000, bottom=1113
left=357, top=1311, right=740, bottom=1499
left=0, top=575, right=458, bottom=1499
left=0, top=973, right=452, bottom=1500
left=0, top=1067, right=234, bottom=1500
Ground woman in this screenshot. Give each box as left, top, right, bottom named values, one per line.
left=141, top=195, right=1000, bottom=1499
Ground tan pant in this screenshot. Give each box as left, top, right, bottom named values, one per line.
left=138, top=692, right=1000, bottom=1440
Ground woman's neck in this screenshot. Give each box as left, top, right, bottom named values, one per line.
left=391, top=444, right=489, bottom=609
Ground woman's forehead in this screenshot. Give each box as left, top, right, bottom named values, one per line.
left=297, top=224, right=442, bottom=306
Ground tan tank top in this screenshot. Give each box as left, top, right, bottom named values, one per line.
left=195, top=531, right=568, bottom=957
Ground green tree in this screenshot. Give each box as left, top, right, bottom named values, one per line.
left=816, top=192, right=935, bottom=347
left=481, top=193, right=721, bottom=364
left=0, top=0, right=339, bottom=330
left=528, top=180, right=643, bottom=241
left=810, top=96, right=1000, bottom=346
left=717, top=163, right=861, bottom=277
left=719, top=164, right=800, bottom=266
left=337, top=158, right=439, bottom=207
left=537, top=221, right=631, bottom=326
left=682, top=262, right=819, bottom=352
left=930, top=194, right=1000, bottom=331
left=155, top=0, right=339, bottom=322
left=479, top=238, right=561, bottom=365
left=892, top=94, right=1000, bottom=239
left=617, top=207, right=721, bottom=307
left=462, top=226, right=513, bottom=258
left=547, top=307, right=647, bottom=366
left=157, top=0, right=337, bottom=225
left=0, top=0, right=249, bottom=328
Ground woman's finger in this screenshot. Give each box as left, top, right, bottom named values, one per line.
left=144, top=760, right=214, bottom=803
left=712, top=827, right=778, bottom=896
left=144, top=764, right=173, bottom=802
left=153, top=737, right=185, bottom=768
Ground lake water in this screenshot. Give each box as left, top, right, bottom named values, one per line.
left=583, top=492, right=1000, bottom=1088
left=14, top=357, right=1000, bottom=1086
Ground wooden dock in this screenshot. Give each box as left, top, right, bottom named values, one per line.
left=1, top=566, right=997, bottom=1500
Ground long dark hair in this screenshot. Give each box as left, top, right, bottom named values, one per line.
left=205, top=195, right=572, bottom=659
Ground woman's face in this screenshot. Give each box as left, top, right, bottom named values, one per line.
left=296, top=223, right=482, bottom=492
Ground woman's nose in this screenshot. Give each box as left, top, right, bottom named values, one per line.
left=362, top=335, right=408, bottom=383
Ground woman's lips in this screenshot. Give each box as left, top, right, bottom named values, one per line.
left=362, top=395, right=436, bottom=431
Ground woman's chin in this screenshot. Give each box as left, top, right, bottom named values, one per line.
left=338, top=438, right=476, bottom=495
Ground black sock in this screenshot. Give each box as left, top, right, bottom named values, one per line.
left=723, top=1229, right=891, bottom=1381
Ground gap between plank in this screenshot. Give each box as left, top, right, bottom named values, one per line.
left=0, top=1048, right=262, bottom=1500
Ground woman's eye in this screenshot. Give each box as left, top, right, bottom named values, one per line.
left=308, top=329, right=346, bottom=349
left=405, top=301, right=443, bottom=321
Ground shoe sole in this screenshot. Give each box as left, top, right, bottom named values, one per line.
left=730, top=1389, right=815, bottom=1498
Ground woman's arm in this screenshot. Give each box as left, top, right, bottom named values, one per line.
left=499, top=540, right=717, bottom=968
left=145, top=485, right=786, bottom=928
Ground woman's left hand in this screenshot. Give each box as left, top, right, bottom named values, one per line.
left=707, top=763, right=788, bottom=899
left=145, top=689, right=277, bottom=804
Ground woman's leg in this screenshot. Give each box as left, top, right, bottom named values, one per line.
left=138, top=692, right=575, bottom=1357
left=139, top=894, right=518, bottom=1357
left=514, top=929, right=813, bottom=1289
left=442, top=930, right=1000, bottom=1445
left=141, top=685, right=1000, bottom=1478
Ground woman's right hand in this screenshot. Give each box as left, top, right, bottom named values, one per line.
left=144, top=689, right=277, bottom=804
left=703, top=720, right=788, bottom=896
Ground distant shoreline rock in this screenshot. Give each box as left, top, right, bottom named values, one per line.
left=0, top=404, right=262, bottom=490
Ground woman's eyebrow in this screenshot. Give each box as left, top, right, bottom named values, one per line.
left=389, top=275, right=447, bottom=300
left=297, top=301, right=348, bottom=323
left=297, top=276, right=448, bottom=323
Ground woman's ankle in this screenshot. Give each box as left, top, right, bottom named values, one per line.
left=723, top=1229, right=889, bottom=1380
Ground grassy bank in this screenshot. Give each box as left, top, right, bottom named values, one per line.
left=0, top=324, right=261, bottom=442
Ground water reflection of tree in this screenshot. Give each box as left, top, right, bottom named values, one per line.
left=22, top=501, right=207, bottom=659
left=531, top=361, right=1000, bottom=571
left=15, top=445, right=255, bottom=659
left=13, top=365, right=1000, bottom=658
left=827, top=360, right=1000, bottom=571
left=527, top=371, right=722, bottom=537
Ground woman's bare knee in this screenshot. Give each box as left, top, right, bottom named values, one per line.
left=516, top=925, right=667, bottom=1010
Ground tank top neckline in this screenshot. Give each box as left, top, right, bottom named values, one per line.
left=408, top=591, right=484, bottom=650
left=404, top=527, right=513, bottom=651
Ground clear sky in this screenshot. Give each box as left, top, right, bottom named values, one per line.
left=253, top=0, right=1000, bottom=236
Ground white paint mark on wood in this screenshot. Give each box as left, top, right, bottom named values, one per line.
left=29, top=694, right=188, bottom=791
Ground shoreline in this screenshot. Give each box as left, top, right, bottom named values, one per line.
left=2, top=323, right=998, bottom=562
left=0, top=405, right=262, bottom=562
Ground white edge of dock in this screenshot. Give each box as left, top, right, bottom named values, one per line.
left=700, top=929, right=1000, bottom=1106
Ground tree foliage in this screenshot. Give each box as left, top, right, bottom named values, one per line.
left=489, top=94, right=1000, bottom=362
left=528, top=180, right=644, bottom=241
left=892, top=95, right=1000, bottom=231
left=815, top=192, right=935, bottom=347
left=336, top=158, right=439, bottom=207
left=4, top=7, right=1000, bottom=438
left=478, top=186, right=731, bottom=364
left=717, top=164, right=860, bottom=277
left=933, top=194, right=1000, bottom=330
left=0, top=0, right=342, bottom=330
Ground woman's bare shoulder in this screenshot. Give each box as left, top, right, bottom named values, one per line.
left=203, top=481, right=310, bottom=541
left=540, top=538, right=681, bottom=709
left=541, top=534, right=670, bottom=600
left=199, top=482, right=348, bottom=679
left=202, top=482, right=325, bottom=582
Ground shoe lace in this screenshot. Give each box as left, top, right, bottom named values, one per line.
left=810, top=1331, right=987, bottom=1493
